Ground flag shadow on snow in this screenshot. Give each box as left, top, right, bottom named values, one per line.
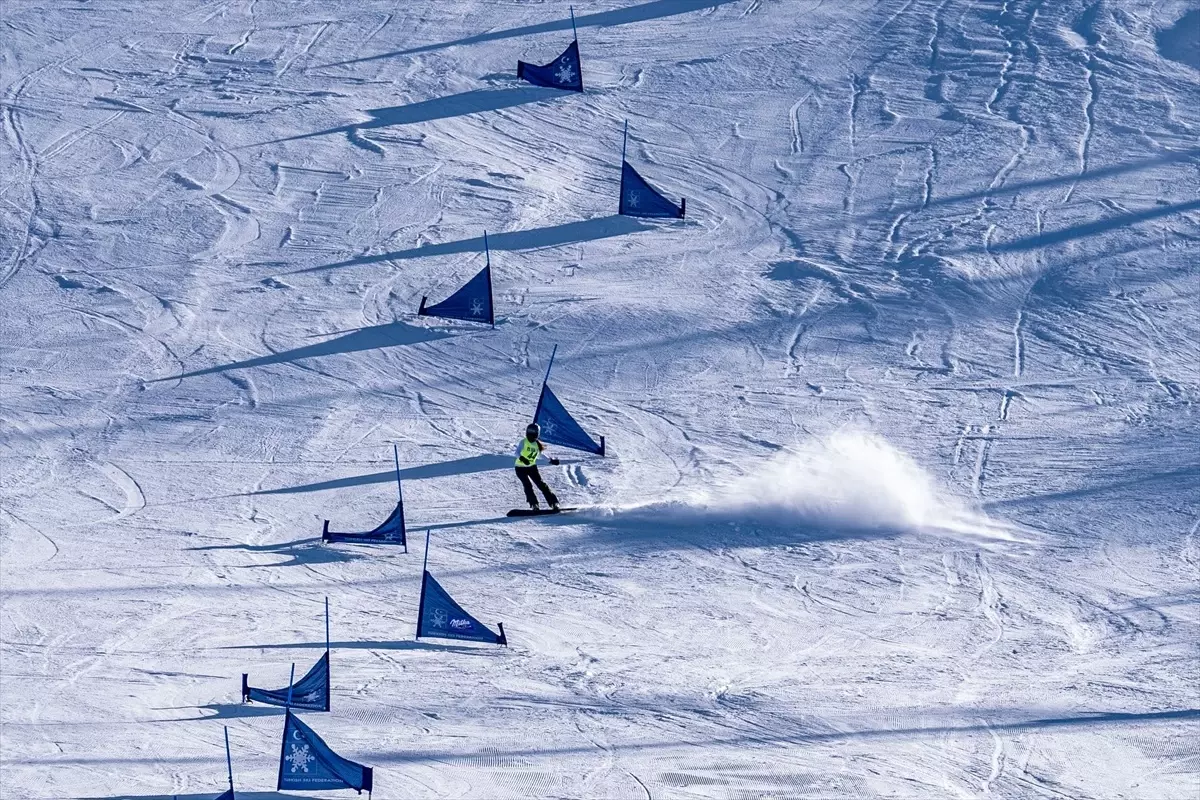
left=84, top=794, right=315, bottom=800
left=186, top=537, right=364, bottom=568
left=316, top=0, right=739, bottom=66
left=371, top=708, right=1200, bottom=766
left=296, top=215, right=648, bottom=275
left=222, top=639, right=494, bottom=655
left=151, top=321, right=448, bottom=382
left=176, top=702, right=288, bottom=721
left=251, top=454, right=514, bottom=496
left=259, top=86, right=564, bottom=146
left=62, top=707, right=1200, bottom=774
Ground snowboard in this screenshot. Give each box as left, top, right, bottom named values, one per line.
left=506, top=507, right=577, bottom=517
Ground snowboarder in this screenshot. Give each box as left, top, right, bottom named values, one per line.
left=515, top=422, right=560, bottom=511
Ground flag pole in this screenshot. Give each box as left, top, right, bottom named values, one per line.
left=285, top=662, right=296, bottom=708
left=542, top=344, right=558, bottom=388
left=415, top=529, right=432, bottom=641
left=484, top=230, right=495, bottom=330
left=570, top=6, right=578, bottom=41
left=393, top=443, right=402, bottom=500
left=621, top=120, right=628, bottom=164
left=224, top=726, right=234, bottom=794
left=325, top=596, right=330, bottom=653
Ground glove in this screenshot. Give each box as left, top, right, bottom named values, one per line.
left=550, top=458, right=560, bottom=466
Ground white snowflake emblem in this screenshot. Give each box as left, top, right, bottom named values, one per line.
left=555, top=60, right=577, bottom=85
left=432, top=607, right=448, bottom=628
left=541, top=419, right=557, bottom=437
left=470, top=297, right=485, bottom=317
left=626, top=191, right=641, bottom=208
left=299, top=690, right=321, bottom=704
left=287, top=742, right=314, bottom=773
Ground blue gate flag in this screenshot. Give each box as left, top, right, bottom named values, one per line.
left=618, top=122, right=685, bottom=219
left=277, top=709, right=373, bottom=794
left=535, top=383, right=605, bottom=456
left=416, top=531, right=506, bottom=645
left=620, top=162, right=685, bottom=219
left=518, top=39, right=583, bottom=91
left=531, top=345, right=605, bottom=456
left=323, top=502, right=404, bottom=546
left=323, top=445, right=407, bottom=549
left=417, top=571, right=508, bottom=645
left=244, top=650, right=330, bottom=711
left=418, top=232, right=495, bottom=326
left=215, top=791, right=235, bottom=800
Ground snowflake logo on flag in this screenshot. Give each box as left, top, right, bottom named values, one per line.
left=299, top=690, right=321, bottom=704
left=287, top=742, right=314, bottom=773
left=470, top=298, right=485, bottom=317
left=432, top=607, right=448, bottom=628
left=541, top=419, right=557, bottom=438
left=555, top=61, right=577, bottom=85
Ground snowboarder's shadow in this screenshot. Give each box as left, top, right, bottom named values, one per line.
left=551, top=505, right=902, bottom=552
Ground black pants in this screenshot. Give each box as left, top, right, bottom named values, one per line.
left=515, top=466, right=557, bottom=507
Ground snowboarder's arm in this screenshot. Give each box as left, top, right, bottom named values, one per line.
left=536, top=441, right=560, bottom=465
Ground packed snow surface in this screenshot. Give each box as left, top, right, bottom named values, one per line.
left=1, top=1, right=1198, bottom=798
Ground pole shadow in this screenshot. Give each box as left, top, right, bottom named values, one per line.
left=882, top=147, right=1200, bottom=217
left=251, top=454, right=515, bottom=496
left=258, top=85, right=564, bottom=146
left=222, top=640, right=496, bottom=655
left=945, top=198, right=1200, bottom=256
left=149, top=320, right=448, bottom=382
left=315, top=0, right=739, bottom=67
left=294, top=215, right=649, bottom=276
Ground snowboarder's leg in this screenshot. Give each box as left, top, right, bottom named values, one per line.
left=515, top=467, right=539, bottom=508
left=529, top=466, right=559, bottom=508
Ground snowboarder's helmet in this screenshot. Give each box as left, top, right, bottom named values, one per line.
left=526, top=423, right=540, bottom=439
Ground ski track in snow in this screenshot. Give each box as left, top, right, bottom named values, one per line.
left=1, top=0, right=1199, bottom=798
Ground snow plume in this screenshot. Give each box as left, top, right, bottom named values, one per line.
left=605, top=432, right=1028, bottom=543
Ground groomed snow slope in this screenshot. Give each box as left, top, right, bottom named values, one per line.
left=1, top=1, right=1198, bottom=798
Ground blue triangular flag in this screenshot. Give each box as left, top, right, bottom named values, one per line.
left=518, top=39, right=583, bottom=91
left=323, top=445, right=408, bottom=548
left=619, top=161, right=685, bottom=219
left=277, top=709, right=373, bottom=793
left=323, top=501, right=406, bottom=546
left=418, top=264, right=494, bottom=325
left=244, top=651, right=330, bottom=711
left=535, top=383, right=604, bottom=455
left=417, top=571, right=506, bottom=645
left=214, top=790, right=235, bottom=800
